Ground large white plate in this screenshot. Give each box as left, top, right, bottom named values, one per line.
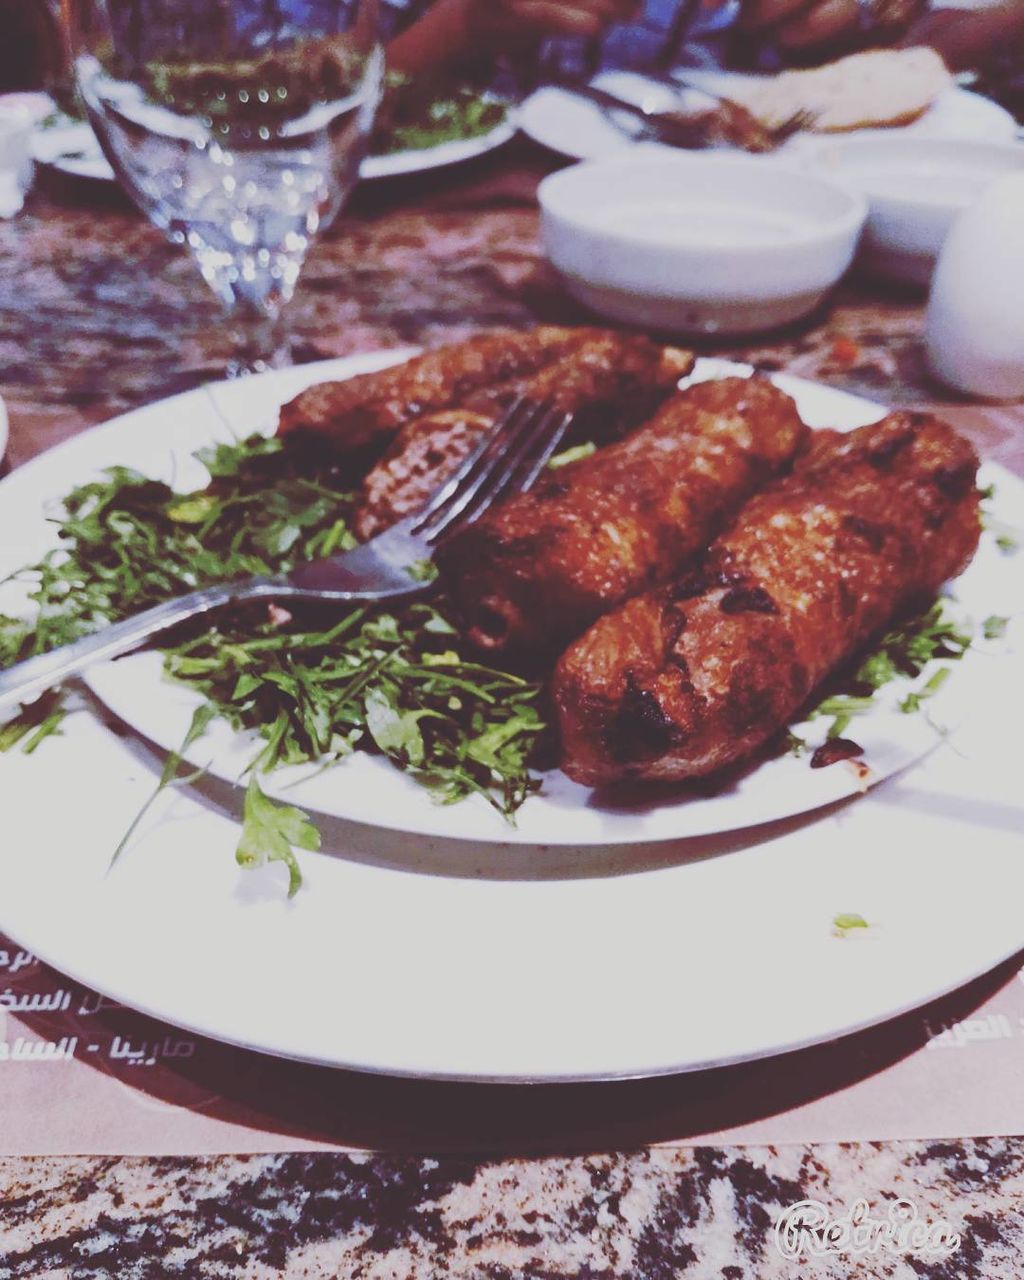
left=0, top=356, right=1022, bottom=1080
left=0, top=355, right=1015, bottom=847
left=31, top=113, right=516, bottom=185
left=520, top=71, right=1017, bottom=165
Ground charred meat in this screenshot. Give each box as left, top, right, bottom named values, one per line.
left=439, top=376, right=808, bottom=658
left=553, top=411, right=981, bottom=786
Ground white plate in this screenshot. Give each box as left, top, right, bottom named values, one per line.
left=520, top=71, right=1017, bottom=165
left=0, top=565, right=1021, bottom=1083
left=0, top=355, right=1008, bottom=846
left=0, top=358, right=1022, bottom=1080
left=31, top=113, right=516, bottom=185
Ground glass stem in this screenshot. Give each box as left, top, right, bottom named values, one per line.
left=226, top=302, right=291, bottom=377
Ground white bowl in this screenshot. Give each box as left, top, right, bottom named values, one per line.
left=811, top=136, right=1024, bottom=287
left=539, top=148, right=866, bottom=337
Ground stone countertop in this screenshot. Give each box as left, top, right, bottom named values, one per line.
left=1, top=1141, right=1023, bottom=1278
left=1, top=146, right=1024, bottom=1277
left=3, top=147, right=1022, bottom=475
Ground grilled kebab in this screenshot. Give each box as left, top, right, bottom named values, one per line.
left=553, top=411, right=982, bottom=786
left=438, top=376, right=808, bottom=657
left=278, top=327, right=595, bottom=457
left=355, top=333, right=694, bottom=539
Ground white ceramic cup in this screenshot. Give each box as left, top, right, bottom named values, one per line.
left=926, top=172, right=1024, bottom=402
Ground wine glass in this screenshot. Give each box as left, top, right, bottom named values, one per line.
left=64, top=0, right=383, bottom=372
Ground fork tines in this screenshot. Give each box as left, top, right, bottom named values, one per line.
left=413, top=398, right=573, bottom=544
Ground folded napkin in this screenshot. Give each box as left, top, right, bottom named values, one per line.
left=0, top=173, right=26, bottom=219
left=0, top=94, right=44, bottom=219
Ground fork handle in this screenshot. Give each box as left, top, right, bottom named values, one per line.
left=0, top=578, right=280, bottom=720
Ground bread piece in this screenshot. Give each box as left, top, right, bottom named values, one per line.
left=744, top=47, right=952, bottom=133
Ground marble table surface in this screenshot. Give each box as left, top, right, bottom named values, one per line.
left=1, top=145, right=1023, bottom=1277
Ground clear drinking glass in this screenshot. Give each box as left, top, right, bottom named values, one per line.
left=64, top=0, right=383, bottom=371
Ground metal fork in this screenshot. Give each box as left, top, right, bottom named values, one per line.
left=565, top=83, right=710, bottom=148
left=0, top=396, right=573, bottom=718
left=641, top=71, right=816, bottom=151
left=566, top=81, right=812, bottom=153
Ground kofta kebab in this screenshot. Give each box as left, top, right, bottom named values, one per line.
left=279, top=328, right=981, bottom=786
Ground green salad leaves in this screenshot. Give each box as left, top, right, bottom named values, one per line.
left=375, top=75, right=509, bottom=155
left=0, top=432, right=546, bottom=892
left=794, top=598, right=974, bottom=750
left=2, top=437, right=1014, bottom=894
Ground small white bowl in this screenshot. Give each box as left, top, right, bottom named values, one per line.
left=539, top=149, right=866, bottom=337
left=811, top=136, right=1024, bottom=287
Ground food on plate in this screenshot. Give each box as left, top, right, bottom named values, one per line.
left=373, top=75, right=509, bottom=155
left=355, top=334, right=695, bottom=538
left=744, top=47, right=952, bottom=133
left=553, top=410, right=981, bottom=786
left=2, top=319, right=1001, bottom=889
left=438, top=376, right=808, bottom=657
left=278, top=327, right=591, bottom=455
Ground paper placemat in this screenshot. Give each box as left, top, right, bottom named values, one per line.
left=2, top=929, right=1023, bottom=1155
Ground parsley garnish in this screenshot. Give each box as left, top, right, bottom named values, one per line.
left=798, top=600, right=973, bottom=749
left=0, top=434, right=547, bottom=891
left=981, top=483, right=1021, bottom=556
left=983, top=615, right=1009, bottom=640
left=0, top=688, right=67, bottom=755
left=236, top=775, right=321, bottom=899
left=832, top=913, right=870, bottom=936
left=376, top=77, right=509, bottom=155
left=833, top=912, right=868, bottom=930
left=548, top=442, right=597, bottom=470
left=898, top=665, right=952, bottom=715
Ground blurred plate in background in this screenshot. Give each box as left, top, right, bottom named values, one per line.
left=520, top=70, right=1018, bottom=165
left=31, top=110, right=517, bottom=186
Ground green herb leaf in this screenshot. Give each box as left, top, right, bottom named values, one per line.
left=983, top=615, right=1009, bottom=640
left=801, top=600, right=974, bottom=745
left=364, top=685, right=426, bottom=767
left=165, top=494, right=219, bottom=524
left=0, top=689, right=68, bottom=755
left=235, top=774, right=320, bottom=898
left=406, top=558, right=438, bottom=584
left=833, top=912, right=869, bottom=932
left=1, top=432, right=547, bottom=892
left=981, top=489, right=1021, bottom=556
left=784, top=731, right=806, bottom=757
left=899, top=666, right=951, bottom=714
left=110, top=702, right=217, bottom=868
left=549, top=441, right=597, bottom=470
left=378, top=83, right=509, bottom=155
